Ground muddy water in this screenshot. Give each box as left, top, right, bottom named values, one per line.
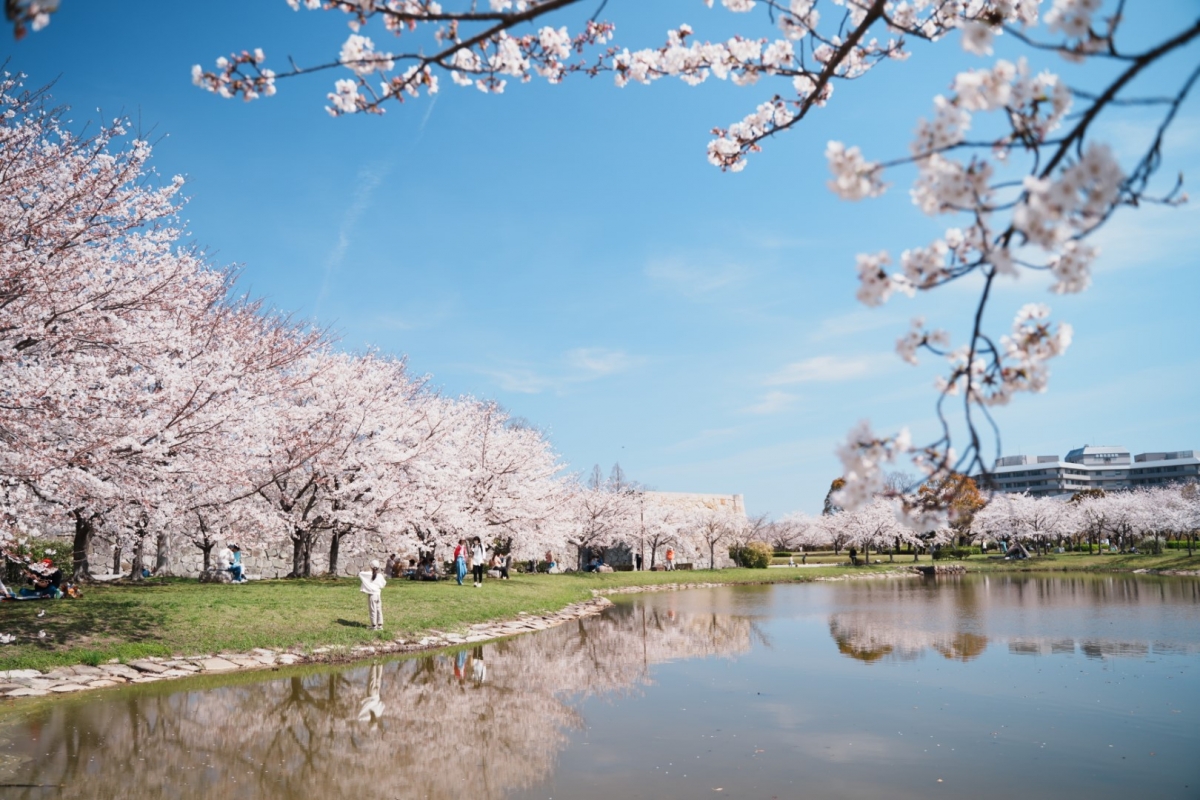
left=0, top=574, right=1196, bottom=799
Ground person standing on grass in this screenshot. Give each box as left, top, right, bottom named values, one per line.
left=360, top=559, right=387, bottom=630
left=454, top=539, right=467, bottom=586
left=665, top=547, right=675, bottom=571
left=471, top=537, right=486, bottom=588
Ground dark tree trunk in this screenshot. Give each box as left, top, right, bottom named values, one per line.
left=303, top=532, right=314, bottom=577
left=130, top=535, right=145, bottom=581
left=71, top=512, right=94, bottom=582
left=709, top=542, right=716, bottom=570
left=290, top=534, right=304, bottom=578
left=112, top=545, right=122, bottom=575
left=199, top=541, right=215, bottom=572
left=328, top=530, right=347, bottom=576
left=154, top=533, right=170, bottom=576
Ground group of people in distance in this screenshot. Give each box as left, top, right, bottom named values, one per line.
left=452, top=538, right=511, bottom=587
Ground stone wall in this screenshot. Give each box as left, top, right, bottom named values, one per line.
left=88, top=533, right=401, bottom=579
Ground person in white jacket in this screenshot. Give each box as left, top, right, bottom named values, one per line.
left=359, top=560, right=387, bottom=630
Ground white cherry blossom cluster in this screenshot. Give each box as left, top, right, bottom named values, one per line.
left=895, top=316, right=950, bottom=366
left=1014, top=141, right=1122, bottom=248
left=826, top=140, right=887, bottom=201
left=192, top=49, right=277, bottom=101
left=4, top=0, right=57, bottom=39
left=934, top=303, right=1073, bottom=406
left=1044, top=0, right=1101, bottom=41
left=832, top=420, right=912, bottom=511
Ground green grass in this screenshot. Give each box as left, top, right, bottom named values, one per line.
left=960, top=549, right=1200, bottom=573
left=1, top=551, right=1195, bottom=672
left=0, top=568, right=860, bottom=672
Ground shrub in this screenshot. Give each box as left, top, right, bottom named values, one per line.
left=730, top=541, right=774, bottom=569
left=1136, top=538, right=1164, bottom=555
left=932, top=546, right=973, bottom=561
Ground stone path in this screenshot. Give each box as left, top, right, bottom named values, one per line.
left=0, top=597, right=613, bottom=701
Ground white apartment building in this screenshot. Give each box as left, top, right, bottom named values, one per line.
left=984, top=445, right=1200, bottom=496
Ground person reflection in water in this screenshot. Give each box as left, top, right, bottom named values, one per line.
left=471, top=646, right=487, bottom=683
left=454, top=649, right=468, bottom=681
left=358, top=663, right=385, bottom=724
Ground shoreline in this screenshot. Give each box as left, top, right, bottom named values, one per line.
left=1, top=562, right=1196, bottom=702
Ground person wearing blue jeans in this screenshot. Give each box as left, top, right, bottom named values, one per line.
left=454, top=539, right=467, bottom=585
left=228, top=544, right=245, bottom=582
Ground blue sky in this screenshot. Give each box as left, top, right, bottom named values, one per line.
left=5, top=1, right=1198, bottom=516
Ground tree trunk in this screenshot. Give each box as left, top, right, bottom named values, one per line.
left=71, top=512, right=94, bottom=582
left=302, top=532, right=314, bottom=578
left=328, top=531, right=345, bottom=576
left=913, top=545, right=919, bottom=562
left=154, top=533, right=170, bottom=576
left=290, top=534, right=304, bottom=578
left=130, top=536, right=145, bottom=581
left=709, top=542, right=716, bottom=570
left=200, top=541, right=214, bottom=572
left=112, top=545, right=122, bottom=576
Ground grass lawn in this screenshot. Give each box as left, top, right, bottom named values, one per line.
left=963, top=549, right=1200, bottom=573
left=0, top=566, right=871, bottom=672
left=2, top=551, right=1195, bottom=672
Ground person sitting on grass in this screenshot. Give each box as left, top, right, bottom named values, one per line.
left=18, top=559, right=63, bottom=598
left=228, top=544, right=246, bottom=583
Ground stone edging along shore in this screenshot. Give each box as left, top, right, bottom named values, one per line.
left=0, top=596, right=614, bottom=701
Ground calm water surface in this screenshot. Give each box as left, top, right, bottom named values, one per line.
left=0, top=574, right=1197, bottom=799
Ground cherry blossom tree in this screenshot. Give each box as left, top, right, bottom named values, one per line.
left=972, top=491, right=1068, bottom=554
left=638, top=499, right=685, bottom=570
left=568, top=484, right=632, bottom=568
left=683, top=505, right=738, bottom=569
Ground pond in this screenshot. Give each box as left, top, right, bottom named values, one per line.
left=0, top=574, right=1196, bottom=798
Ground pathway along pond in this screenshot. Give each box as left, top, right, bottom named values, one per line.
left=0, top=574, right=1196, bottom=799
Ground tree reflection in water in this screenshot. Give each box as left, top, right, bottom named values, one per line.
left=0, top=599, right=758, bottom=799
left=827, top=574, right=1200, bottom=665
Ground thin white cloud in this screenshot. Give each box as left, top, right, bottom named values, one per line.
left=479, top=368, right=554, bottom=395
left=661, top=427, right=741, bottom=453
left=645, top=257, right=747, bottom=296
left=566, top=347, right=639, bottom=378
left=315, top=161, right=391, bottom=314
left=481, top=347, right=642, bottom=394
left=765, top=354, right=888, bottom=386
left=809, top=309, right=903, bottom=341
left=743, top=390, right=798, bottom=415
